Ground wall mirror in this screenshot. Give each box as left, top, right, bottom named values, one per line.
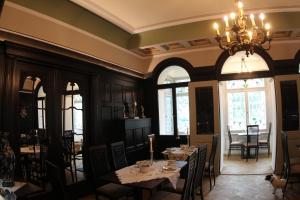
left=18, top=75, right=48, bottom=185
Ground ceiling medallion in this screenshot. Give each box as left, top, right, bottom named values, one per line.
left=213, top=0, right=272, bottom=57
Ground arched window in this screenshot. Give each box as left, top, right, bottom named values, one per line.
left=157, top=66, right=190, bottom=136
left=221, top=51, right=269, bottom=74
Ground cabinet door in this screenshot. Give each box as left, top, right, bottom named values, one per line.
left=274, top=74, right=300, bottom=173
left=189, top=80, right=220, bottom=172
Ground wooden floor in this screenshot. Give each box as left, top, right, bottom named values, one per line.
left=80, top=174, right=300, bottom=200
left=80, top=154, right=300, bottom=200
left=222, top=153, right=273, bottom=174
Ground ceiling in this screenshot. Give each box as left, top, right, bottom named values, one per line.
left=70, top=0, right=300, bottom=33
left=70, top=0, right=300, bottom=57
left=5, top=0, right=300, bottom=59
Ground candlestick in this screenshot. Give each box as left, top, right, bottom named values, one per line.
left=259, top=13, right=265, bottom=28
left=149, top=137, right=153, bottom=152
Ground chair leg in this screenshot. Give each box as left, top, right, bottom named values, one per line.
left=268, top=145, right=270, bottom=157
left=209, top=169, right=212, bottom=191
left=213, top=168, right=216, bottom=186
left=228, top=147, right=231, bottom=158
left=256, top=147, right=258, bottom=161
left=200, top=187, right=204, bottom=200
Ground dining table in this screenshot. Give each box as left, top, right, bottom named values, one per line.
left=100, top=160, right=186, bottom=200
left=161, top=146, right=197, bottom=161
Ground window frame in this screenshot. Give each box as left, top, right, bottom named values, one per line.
left=225, top=79, right=268, bottom=132
left=157, top=76, right=190, bottom=137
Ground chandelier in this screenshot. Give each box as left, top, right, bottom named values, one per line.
left=213, top=0, right=271, bottom=57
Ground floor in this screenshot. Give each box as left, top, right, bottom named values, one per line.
left=80, top=153, right=300, bottom=200
left=222, top=153, right=273, bottom=175
left=80, top=175, right=300, bottom=200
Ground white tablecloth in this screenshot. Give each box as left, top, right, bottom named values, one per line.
left=115, top=161, right=180, bottom=188
left=162, top=147, right=197, bottom=160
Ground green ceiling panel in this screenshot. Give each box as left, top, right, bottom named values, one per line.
left=8, top=0, right=132, bottom=48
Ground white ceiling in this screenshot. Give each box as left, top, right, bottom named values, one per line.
left=70, top=0, right=300, bottom=33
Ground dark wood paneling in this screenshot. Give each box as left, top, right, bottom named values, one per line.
left=0, top=43, right=5, bottom=129
left=0, top=41, right=144, bottom=198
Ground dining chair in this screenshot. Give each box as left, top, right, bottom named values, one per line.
left=149, top=151, right=197, bottom=200
left=205, top=135, right=218, bottom=191
left=88, top=145, right=133, bottom=200
left=45, top=160, right=70, bottom=200
left=242, top=125, right=259, bottom=161
left=161, top=145, right=207, bottom=200
left=110, top=141, right=128, bottom=170
left=259, top=122, right=272, bottom=157
left=280, top=131, right=300, bottom=197
left=227, top=125, right=242, bottom=158
left=62, top=132, right=76, bottom=183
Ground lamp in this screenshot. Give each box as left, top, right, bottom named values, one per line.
left=213, top=0, right=272, bottom=57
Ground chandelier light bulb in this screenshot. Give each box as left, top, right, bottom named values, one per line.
left=237, top=1, right=244, bottom=9
left=259, top=13, right=265, bottom=20
left=230, top=12, right=236, bottom=20
left=265, top=23, right=271, bottom=30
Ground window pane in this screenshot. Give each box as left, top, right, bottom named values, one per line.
left=228, top=92, right=246, bottom=131
left=64, top=109, right=72, bottom=131
left=73, top=109, right=83, bottom=141
left=158, top=89, right=174, bottom=135
left=65, top=95, right=72, bottom=109
left=38, top=109, right=45, bottom=129
left=248, top=91, right=266, bottom=129
left=176, top=87, right=189, bottom=135
left=38, top=100, right=43, bottom=109
left=74, top=95, right=82, bottom=109
left=226, top=80, right=245, bottom=89
left=245, top=79, right=264, bottom=88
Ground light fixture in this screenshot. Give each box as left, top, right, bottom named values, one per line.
left=213, top=0, right=272, bottom=57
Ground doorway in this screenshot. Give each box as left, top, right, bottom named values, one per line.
left=219, top=77, right=277, bottom=174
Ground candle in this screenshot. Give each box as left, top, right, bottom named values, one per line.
left=265, top=23, right=271, bottom=38
left=226, top=31, right=231, bottom=43
left=213, top=23, right=220, bottom=35
left=259, top=13, right=265, bottom=28
left=224, top=16, right=229, bottom=28
left=149, top=137, right=153, bottom=152
left=250, top=14, right=256, bottom=27
left=248, top=31, right=253, bottom=42
left=230, top=12, right=236, bottom=24
left=237, top=1, right=244, bottom=16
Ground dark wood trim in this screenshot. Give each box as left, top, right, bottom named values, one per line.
left=0, top=43, right=5, bottom=129
left=0, top=30, right=144, bottom=78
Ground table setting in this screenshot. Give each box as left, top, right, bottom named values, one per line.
left=115, top=160, right=180, bottom=189
left=162, top=145, right=197, bottom=161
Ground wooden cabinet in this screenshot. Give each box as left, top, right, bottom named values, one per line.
left=114, top=118, right=151, bottom=164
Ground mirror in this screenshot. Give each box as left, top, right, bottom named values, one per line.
left=62, top=82, right=85, bottom=184
left=18, top=75, right=48, bottom=186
